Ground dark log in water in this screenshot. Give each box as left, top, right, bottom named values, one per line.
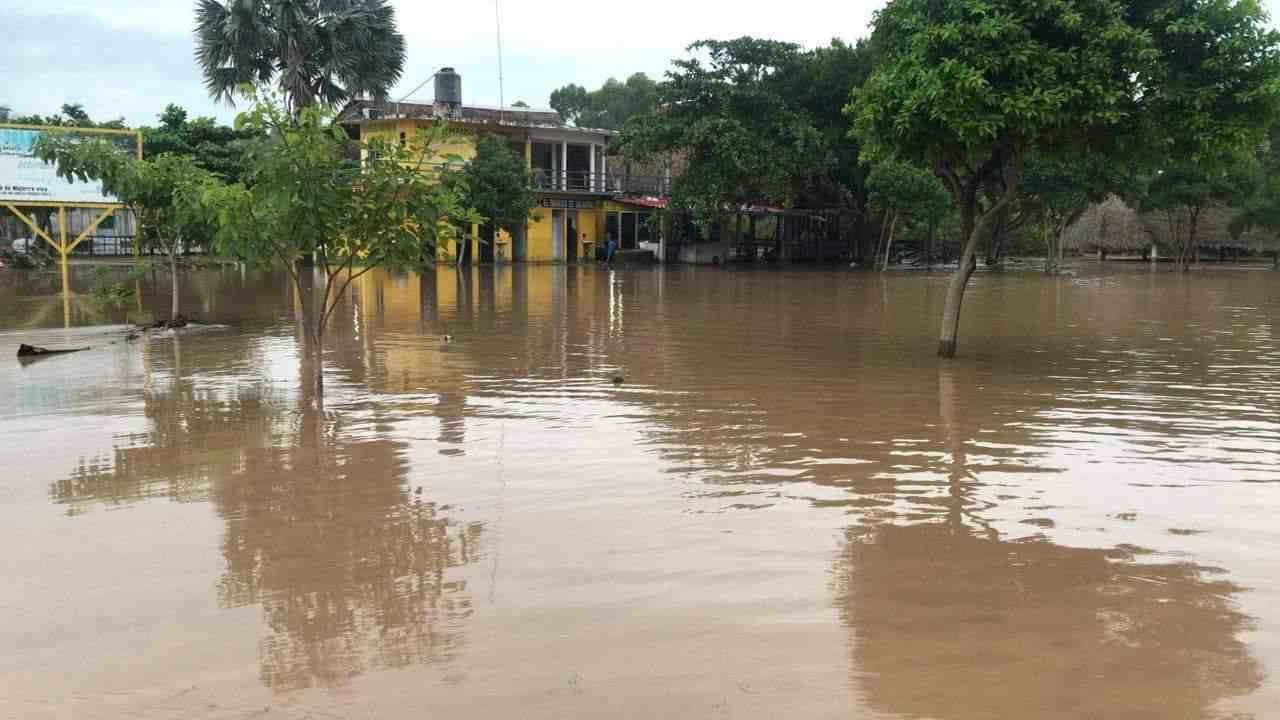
left=16, top=344, right=90, bottom=365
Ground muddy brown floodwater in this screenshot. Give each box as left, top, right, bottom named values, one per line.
left=1, top=264, right=1279, bottom=719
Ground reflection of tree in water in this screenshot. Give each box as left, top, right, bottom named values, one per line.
left=833, top=370, right=1262, bottom=720
left=51, top=329, right=484, bottom=691
left=835, top=524, right=1261, bottom=719
left=213, top=425, right=483, bottom=691
left=51, top=338, right=281, bottom=511
left=829, top=366, right=1259, bottom=712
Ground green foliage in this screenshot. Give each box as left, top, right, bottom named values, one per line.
left=851, top=0, right=1153, bottom=185
left=549, top=84, right=588, bottom=124
left=444, top=134, right=537, bottom=236
left=142, top=103, right=261, bottom=181
left=1233, top=131, right=1280, bottom=244
left=551, top=73, right=659, bottom=129
left=624, top=38, right=828, bottom=224
left=866, top=160, right=949, bottom=269
left=1136, top=0, right=1280, bottom=160
left=194, top=0, right=407, bottom=112
left=5, top=102, right=126, bottom=129
left=773, top=39, right=878, bottom=208
left=34, top=139, right=218, bottom=261
left=867, top=161, right=948, bottom=222
left=1135, top=149, right=1262, bottom=265
left=1138, top=158, right=1257, bottom=217
left=851, top=0, right=1280, bottom=352
left=199, top=94, right=478, bottom=351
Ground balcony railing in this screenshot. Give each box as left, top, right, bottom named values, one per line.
left=531, top=169, right=670, bottom=197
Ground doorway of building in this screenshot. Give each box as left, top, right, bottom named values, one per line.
left=565, top=210, right=578, bottom=262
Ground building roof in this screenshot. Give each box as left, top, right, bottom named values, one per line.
left=614, top=196, right=669, bottom=210
left=336, top=99, right=618, bottom=137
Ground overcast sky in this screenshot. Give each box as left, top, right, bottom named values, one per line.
left=0, top=0, right=880, bottom=126
left=3, top=0, right=1279, bottom=127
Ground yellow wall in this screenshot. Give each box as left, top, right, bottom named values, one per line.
left=362, top=119, right=477, bottom=162
left=528, top=211, right=555, bottom=262
left=577, top=210, right=598, bottom=260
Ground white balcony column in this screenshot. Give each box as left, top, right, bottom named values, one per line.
left=561, top=141, right=569, bottom=190
left=601, top=151, right=608, bottom=192
left=589, top=144, right=596, bottom=191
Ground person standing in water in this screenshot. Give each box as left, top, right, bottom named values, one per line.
left=605, top=232, right=618, bottom=264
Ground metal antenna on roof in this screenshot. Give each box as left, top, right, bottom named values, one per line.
left=395, top=72, right=438, bottom=118
left=495, top=0, right=506, bottom=123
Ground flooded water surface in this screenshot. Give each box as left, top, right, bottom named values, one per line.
left=2, top=264, right=1279, bottom=719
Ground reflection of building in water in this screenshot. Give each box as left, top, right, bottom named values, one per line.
left=835, top=522, right=1261, bottom=720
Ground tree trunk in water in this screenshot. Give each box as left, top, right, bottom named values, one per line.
left=1042, top=220, right=1056, bottom=274
left=939, top=204, right=978, bottom=359
left=170, top=249, right=180, bottom=320
left=312, top=332, right=325, bottom=406
left=1185, top=210, right=1200, bottom=273
left=939, top=254, right=977, bottom=358
left=1272, top=250, right=1278, bottom=270
left=986, top=207, right=1008, bottom=270
left=926, top=222, right=935, bottom=270
left=883, top=212, right=899, bottom=272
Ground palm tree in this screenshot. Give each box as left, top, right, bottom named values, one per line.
left=194, top=0, right=407, bottom=115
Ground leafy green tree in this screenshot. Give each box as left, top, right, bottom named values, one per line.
left=549, top=84, right=589, bottom=124
left=551, top=73, right=658, bottom=129
left=142, top=103, right=260, bottom=181
left=60, top=104, right=91, bottom=126
left=194, top=0, right=407, bottom=113
left=511, top=100, right=530, bottom=108
left=1136, top=154, right=1259, bottom=270
left=851, top=0, right=1280, bottom=358
left=866, top=161, right=949, bottom=270
left=0, top=106, right=11, bottom=122
left=200, top=96, right=477, bottom=400
left=625, top=38, right=825, bottom=227
left=1231, top=130, right=1280, bottom=267
left=444, top=134, right=537, bottom=263
left=5, top=103, right=125, bottom=129
left=774, top=39, right=878, bottom=211
left=1020, top=155, right=1129, bottom=272
left=33, top=141, right=219, bottom=322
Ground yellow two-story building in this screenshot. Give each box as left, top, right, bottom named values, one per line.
left=339, top=68, right=666, bottom=264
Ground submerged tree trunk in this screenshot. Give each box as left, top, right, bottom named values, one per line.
left=170, top=248, right=180, bottom=320
left=939, top=200, right=978, bottom=358
left=938, top=160, right=1021, bottom=358
left=1042, top=219, right=1057, bottom=274
left=880, top=210, right=899, bottom=272
left=291, top=266, right=326, bottom=409
left=986, top=206, right=1008, bottom=270
left=1184, top=207, right=1202, bottom=273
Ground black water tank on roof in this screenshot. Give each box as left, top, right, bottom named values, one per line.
left=434, top=67, right=462, bottom=107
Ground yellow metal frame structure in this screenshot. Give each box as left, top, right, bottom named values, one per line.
left=2, top=123, right=144, bottom=325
